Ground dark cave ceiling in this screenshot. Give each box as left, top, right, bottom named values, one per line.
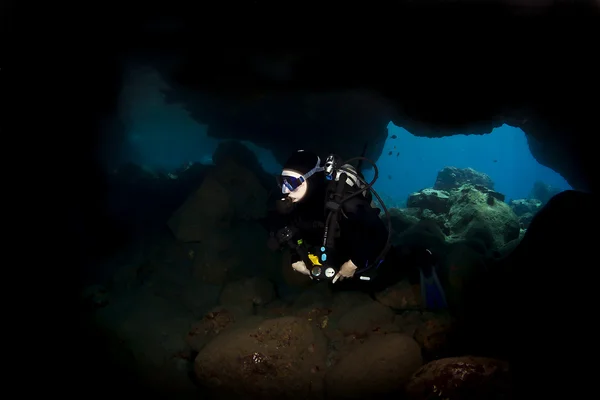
left=71, top=0, right=599, bottom=192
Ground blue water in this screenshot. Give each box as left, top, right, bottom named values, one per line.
left=363, top=123, right=572, bottom=206
left=117, top=67, right=571, bottom=205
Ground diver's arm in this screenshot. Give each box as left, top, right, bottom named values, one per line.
left=341, top=197, right=389, bottom=269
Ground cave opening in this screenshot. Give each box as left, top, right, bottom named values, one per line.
left=116, top=66, right=571, bottom=211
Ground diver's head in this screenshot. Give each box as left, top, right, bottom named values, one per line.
left=276, top=150, right=324, bottom=203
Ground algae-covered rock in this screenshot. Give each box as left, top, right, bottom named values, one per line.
left=447, top=184, right=520, bottom=249
left=510, top=198, right=543, bottom=229
left=388, top=207, right=420, bottom=234
left=434, top=167, right=494, bottom=191
left=407, top=189, right=451, bottom=214
left=387, top=207, right=421, bottom=245
left=510, top=198, right=542, bottom=216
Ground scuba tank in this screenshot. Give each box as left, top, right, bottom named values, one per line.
left=308, top=149, right=393, bottom=281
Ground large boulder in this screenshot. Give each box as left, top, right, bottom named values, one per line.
left=374, top=279, right=422, bottom=311
left=442, top=242, right=488, bottom=315
left=510, top=198, right=543, bottom=229
left=168, top=157, right=267, bottom=243
left=337, top=300, right=396, bottom=337
left=168, top=145, right=279, bottom=284
left=405, top=356, right=511, bottom=400
left=186, top=306, right=238, bottom=352
left=387, top=207, right=421, bottom=245
left=194, top=316, right=328, bottom=399
left=447, top=185, right=520, bottom=250
left=219, top=277, right=276, bottom=315
left=190, top=221, right=280, bottom=285
left=407, top=188, right=451, bottom=214
left=434, top=166, right=494, bottom=191
left=325, top=333, right=423, bottom=399
left=510, top=198, right=542, bottom=216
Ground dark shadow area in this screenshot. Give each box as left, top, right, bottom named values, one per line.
left=52, top=1, right=600, bottom=399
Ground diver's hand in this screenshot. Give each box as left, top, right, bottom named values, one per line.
left=292, top=261, right=312, bottom=276
left=332, top=260, right=358, bottom=284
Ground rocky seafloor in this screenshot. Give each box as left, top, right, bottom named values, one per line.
left=81, top=141, right=563, bottom=399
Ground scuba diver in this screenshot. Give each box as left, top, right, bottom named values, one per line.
left=266, top=149, right=448, bottom=309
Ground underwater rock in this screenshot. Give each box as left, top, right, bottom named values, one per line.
left=413, top=312, right=458, bottom=361
left=472, top=184, right=505, bottom=202
left=434, top=167, right=495, bottom=191
left=510, top=198, right=543, bottom=229
left=337, top=301, right=396, bottom=337
left=194, top=316, right=327, bottom=399
left=447, top=185, right=520, bottom=249
left=495, top=237, right=521, bottom=259
left=325, top=333, right=423, bottom=399
left=212, top=140, right=275, bottom=190
left=420, top=209, right=451, bottom=235
left=328, top=291, right=374, bottom=324
left=190, top=221, right=280, bottom=285
left=186, top=306, right=238, bottom=352
left=518, top=212, right=535, bottom=229
left=81, top=284, right=109, bottom=309
left=168, top=157, right=267, bottom=243
left=219, top=277, right=276, bottom=316
left=530, top=181, right=562, bottom=205
left=388, top=207, right=420, bottom=234
left=407, top=188, right=451, bottom=214
left=395, top=220, right=448, bottom=260
left=291, top=282, right=334, bottom=310
left=405, top=356, right=511, bottom=400
left=387, top=207, right=421, bottom=245
left=442, top=242, right=488, bottom=317
left=375, top=279, right=422, bottom=310
left=510, top=198, right=542, bottom=216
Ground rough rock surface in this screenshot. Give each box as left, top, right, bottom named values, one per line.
left=392, top=167, right=518, bottom=249
left=168, top=157, right=267, bottom=243
left=186, top=306, right=237, bottom=352
left=375, top=279, right=422, bottom=311
left=168, top=145, right=280, bottom=284
left=194, top=316, right=328, bottom=399
left=413, top=312, right=458, bottom=361
left=407, top=188, right=451, bottom=214
left=337, top=301, right=396, bottom=337
left=388, top=208, right=421, bottom=244
left=164, top=90, right=392, bottom=168
left=510, top=198, right=542, bottom=216
left=434, top=167, right=495, bottom=191
left=446, top=185, right=520, bottom=249
left=405, top=356, right=511, bottom=400
left=219, top=277, right=276, bottom=315
left=510, top=198, right=543, bottom=229
left=325, top=333, right=423, bottom=399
